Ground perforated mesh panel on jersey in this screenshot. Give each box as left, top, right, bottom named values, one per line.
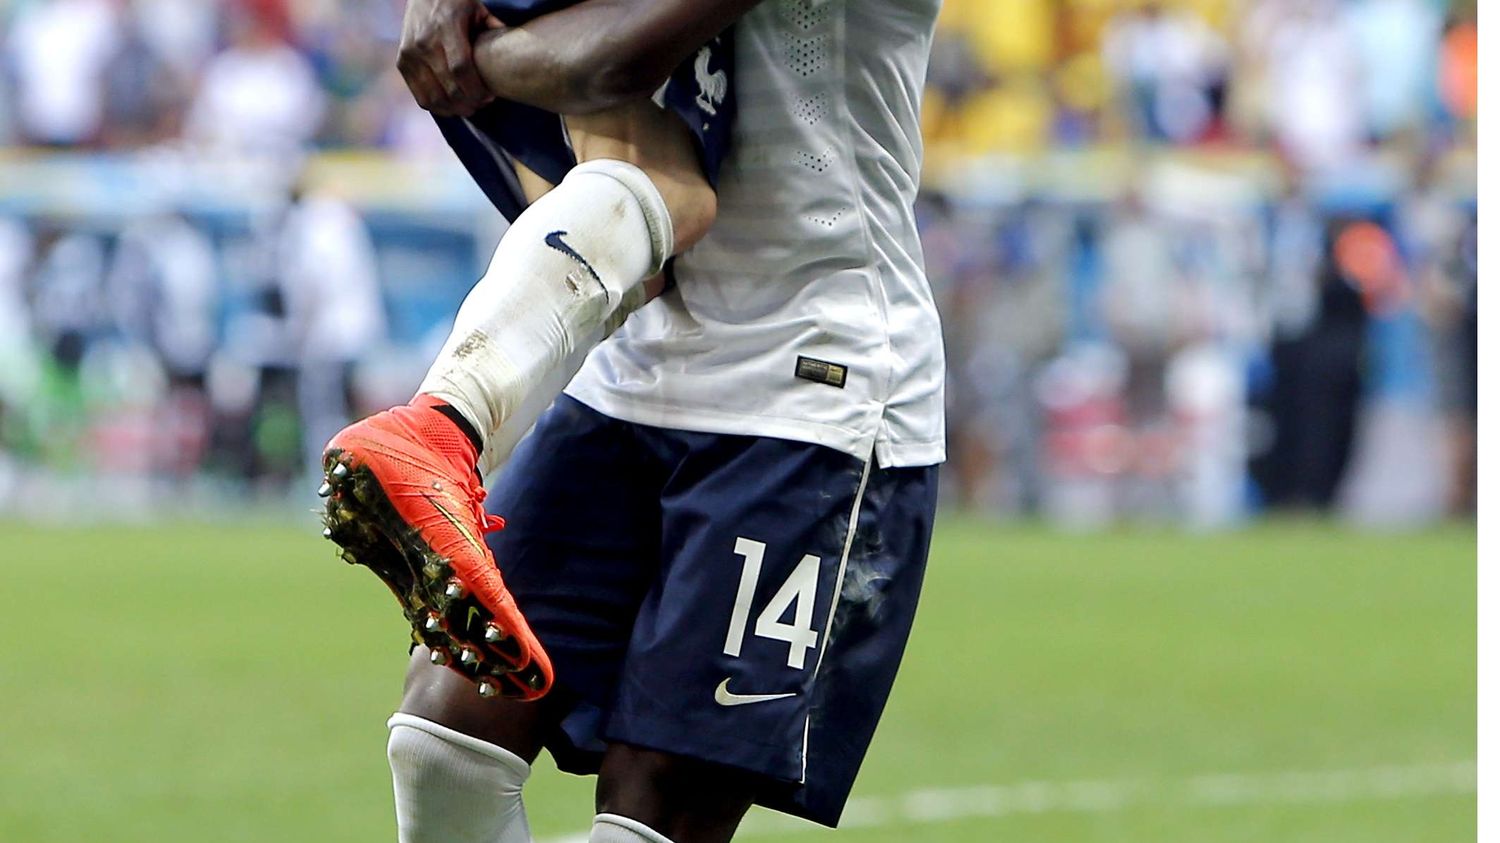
left=779, top=0, right=832, bottom=77
left=773, top=1, right=850, bottom=228
left=793, top=93, right=830, bottom=125
left=796, top=148, right=837, bottom=174
left=780, top=0, right=832, bottom=31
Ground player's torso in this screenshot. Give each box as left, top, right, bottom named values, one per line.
left=569, top=0, right=947, bottom=468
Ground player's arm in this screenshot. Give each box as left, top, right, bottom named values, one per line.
left=397, top=0, right=506, bottom=116
left=469, top=0, right=763, bottom=115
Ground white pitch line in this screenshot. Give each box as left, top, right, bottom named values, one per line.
left=537, top=761, right=1474, bottom=842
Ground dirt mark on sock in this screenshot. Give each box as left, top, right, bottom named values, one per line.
left=452, top=330, right=488, bottom=359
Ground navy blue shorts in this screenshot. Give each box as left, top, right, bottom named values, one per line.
left=435, top=0, right=735, bottom=222
left=484, top=397, right=939, bottom=826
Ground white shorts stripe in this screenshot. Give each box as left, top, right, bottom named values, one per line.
left=799, top=453, right=874, bottom=783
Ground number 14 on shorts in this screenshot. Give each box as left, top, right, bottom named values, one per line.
left=723, top=537, right=822, bottom=670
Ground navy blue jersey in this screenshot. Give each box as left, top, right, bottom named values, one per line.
left=481, top=0, right=577, bottom=25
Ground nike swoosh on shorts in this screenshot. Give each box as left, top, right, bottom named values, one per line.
left=714, top=678, right=797, bottom=707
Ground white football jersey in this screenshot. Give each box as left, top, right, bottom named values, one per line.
left=566, top=0, right=946, bottom=468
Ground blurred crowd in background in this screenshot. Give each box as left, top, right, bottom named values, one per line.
left=0, top=0, right=1479, bottom=527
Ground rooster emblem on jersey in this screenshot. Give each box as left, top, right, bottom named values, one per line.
left=694, top=44, right=728, bottom=116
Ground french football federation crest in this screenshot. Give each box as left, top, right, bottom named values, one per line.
left=695, top=43, right=728, bottom=116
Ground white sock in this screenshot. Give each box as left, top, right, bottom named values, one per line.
left=590, top=813, right=675, bottom=843
left=387, top=713, right=534, bottom=843
left=418, top=159, right=673, bottom=474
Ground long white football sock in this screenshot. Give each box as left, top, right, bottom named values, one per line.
left=419, top=158, right=673, bottom=474
left=477, top=324, right=597, bottom=477
left=387, top=713, right=534, bottom=843
left=590, top=813, right=676, bottom=843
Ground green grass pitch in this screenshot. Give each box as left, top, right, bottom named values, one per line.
left=0, top=517, right=1474, bottom=842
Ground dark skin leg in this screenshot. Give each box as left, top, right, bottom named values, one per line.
left=596, top=744, right=759, bottom=843
left=399, top=647, right=759, bottom=842
left=399, top=646, right=566, bottom=762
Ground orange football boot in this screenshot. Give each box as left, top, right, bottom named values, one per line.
left=318, top=395, right=552, bottom=700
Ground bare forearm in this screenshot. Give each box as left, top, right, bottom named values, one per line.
left=472, top=0, right=761, bottom=114
left=472, top=24, right=625, bottom=113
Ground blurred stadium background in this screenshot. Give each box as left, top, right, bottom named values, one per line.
left=0, top=0, right=1477, bottom=841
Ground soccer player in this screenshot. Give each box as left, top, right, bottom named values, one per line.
left=321, top=1, right=945, bottom=841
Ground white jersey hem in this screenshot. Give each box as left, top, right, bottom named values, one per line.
left=565, top=383, right=944, bottom=469
left=563, top=385, right=866, bottom=462
left=874, top=437, right=946, bottom=469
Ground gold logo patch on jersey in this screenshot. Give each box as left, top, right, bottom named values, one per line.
left=795, top=356, right=849, bottom=389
